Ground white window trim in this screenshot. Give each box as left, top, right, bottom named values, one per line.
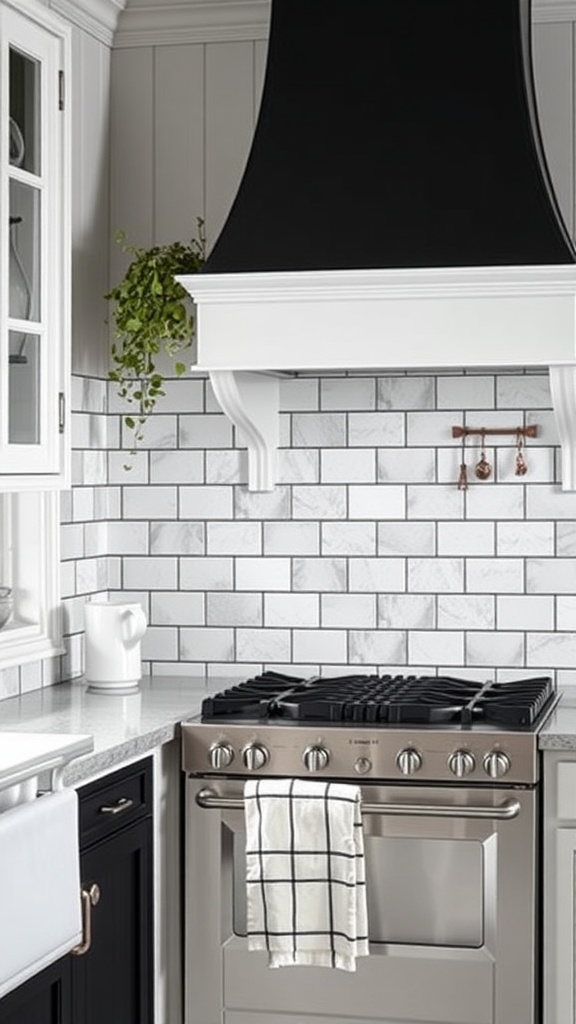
left=0, top=489, right=63, bottom=667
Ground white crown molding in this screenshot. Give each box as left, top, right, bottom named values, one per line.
left=533, top=0, right=576, bottom=23
left=50, top=0, right=127, bottom=46
left=113, top=0, right=270, bottom=48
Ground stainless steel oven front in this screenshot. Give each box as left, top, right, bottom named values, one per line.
left=183, top=774, right=537, bottom=1024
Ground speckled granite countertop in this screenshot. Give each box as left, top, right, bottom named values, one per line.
left=0, top=675, right=229, bottom=784
left=538, top=691, right=576, bottom=751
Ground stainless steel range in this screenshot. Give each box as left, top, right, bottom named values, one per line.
left=181, top=672, right=557, bottom=1024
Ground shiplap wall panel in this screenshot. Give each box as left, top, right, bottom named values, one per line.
left=204, top=41, right=258, bottom=248
left=155, top=44, right=206, bottom=245
left=71, top=26, right=112, bottom=376
left=533, top=22, right=575, bottom=239
left=109, top=46, right=155, bottom=286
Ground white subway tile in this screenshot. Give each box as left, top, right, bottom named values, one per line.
left=378, top=522, right=436, bottom=556
left=527, top=633, right=576, bottom=669
left=123, top=486, right=177, bottom=520
left=378, top=594, right=435, bottom=629
left=60, top=523, right=85, bottom=561
left=82, top=450, right=108, bottom=486
left=497, top=595, right=554, bottom=630
left=294, top=629, right=348, bottom=663
left=378, top=448, right=435, bottom=483
left=349, top=484, right=405, bottom=519
left=558, top=597, right=576, bottom=631
left=292, top=558, right=347, bottom=592
left=349, top=412, right=404, bottom=446
left=73, top=487, right=94, bottom=522
left=525, top=410, right=559, bottom=445
left=466, top=632, right=524, bottom=667
left=321, top=449, right=375, bottom=483
left=235, top=486, right=291, bottom=520
left=466, top=558, right=524, bottom=593
left=122, top=414, right=177, bottom=451
left=205, top=450, right=245, bottom=485
left=438, top=521, right=494, bottom=556
left=150, top=522, right=204, bottom=555
left=236, top=628, right=291, bottom=662
left=108, top=450, right=149, bottom=484
left=265, top=593, right=320, bottom=627
left=123, top=557, right=178, bottom=590
left=322, top=594, right=376, bottom=628
left=407, top=485, right=463, bottom=520
left=180, top=627, right=234, bottom=661
left=264, top=521, right=319, bottom=555
left=321, top=377, right=375, bottom=410
left=292, top=412, right=346, bottom=447
left=207, top=521, right=262, bottom=555
left=279, top=449, right=320, bottom=484
left=527, top=558, right=576, bottom=594
left=496, top=374, right=551, bottom=409
left=406, top=411, right=454, bottom=446
left=152, top=449, right=204, bottom=484
left=180, top=486, right=233, bottom=520
left=60, top=560, right=76, bottom=598
left=108, top=521, right=148, bottom=555
left=465, top=484, right=524, bottom=520
left=437, top=375, right=494, bottom=410
left=497, top=521, right=554, bottom=556
left=279, top=376, right=319, bottom=411
left=236, top=557, right=291, bottom=591
left=180, top=557, right=233, bottom=590
left=557, top=523, right=576, bottom=556
left=20, top=661, right=43, bottom=694
left=349, top=630, right=406, bottom=665
left=349, top=558, right=405, bottom=592
left=207, top=593, right=262, bottom=627
left=179, top=414, right=232, bottom=448
left=151, top=592, right=205, bottom=625
left=322, top=522, right=376, bottom=556
left=293, top=485, right=347, bottom=519
left=409, top=630, right=464, bottom=666
left=378, top=376, right=434, bottom=410
left=155, top=377, right=204, bottom=413
left=438, top=595, right=495, bottom=630
left=84, top=522, right=108, bottom=558
left=527, top=485, right=576, bottom=520
left=408, top=558, right=464, bottom=592
left=76, top=558, right=107, bottom=596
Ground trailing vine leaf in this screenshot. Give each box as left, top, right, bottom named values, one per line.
left=106, top=220, right=206, bottom=466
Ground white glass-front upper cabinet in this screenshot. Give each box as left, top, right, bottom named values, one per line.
left=0, top=0, right=70, bottom=488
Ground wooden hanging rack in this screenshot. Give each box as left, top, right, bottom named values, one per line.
left=451, top=424, right=538, bottom=440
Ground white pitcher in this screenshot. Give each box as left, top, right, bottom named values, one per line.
left=84, top=600, right=147, bottom=692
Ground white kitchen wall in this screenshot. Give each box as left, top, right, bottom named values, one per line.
left=1, top=0, right=575, bottom=699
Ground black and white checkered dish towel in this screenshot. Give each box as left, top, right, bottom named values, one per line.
left=244, top=778, right=369, bottom=971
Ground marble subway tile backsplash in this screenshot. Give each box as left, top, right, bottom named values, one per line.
left=4, top=368, right=576, bottom=701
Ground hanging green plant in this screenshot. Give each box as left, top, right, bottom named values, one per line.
left=106, top=220, right=206, bottom=466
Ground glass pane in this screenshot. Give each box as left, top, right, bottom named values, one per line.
left=9, top=180, right=40, bottom=322
left=9, top=331, right=40, bottom=444
left=0, top=496, right=13, bottom=631
left=9, top=47, right=40, bottom=176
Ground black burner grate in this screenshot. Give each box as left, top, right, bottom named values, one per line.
left=200, top=671, right=555, bottom=728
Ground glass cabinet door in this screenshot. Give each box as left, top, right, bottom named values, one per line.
left=0, top=0, right=70, bottom=486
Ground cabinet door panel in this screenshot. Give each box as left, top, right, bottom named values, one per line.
left=0, top=959, right=72, bottom=1024
left=72, top=819, right=153, bottom=1024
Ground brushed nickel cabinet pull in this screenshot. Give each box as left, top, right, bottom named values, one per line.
left=72, top=882, right=101, bottom=956
left=99, top=797, right=134, bottom=816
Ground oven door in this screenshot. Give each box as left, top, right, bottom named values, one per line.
left=184, top=777, right=537, bottom=1024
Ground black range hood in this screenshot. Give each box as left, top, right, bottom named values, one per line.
left=179, top=0, right=576, bottom=492
left=206, top=0, right=575, bottom=273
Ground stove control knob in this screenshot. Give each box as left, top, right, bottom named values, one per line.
left=208, top=743, right=234, bottom=770
left=396, top=748, right=422, bottom=776
left=303, top=745, right=330, bottom=773
left=448, top=750, right=476, bottom=778
left=243, top=744, right=269, bottom=771
left=483, top=750, right=511, bottom=779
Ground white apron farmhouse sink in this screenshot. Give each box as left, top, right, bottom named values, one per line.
left=0, top=731, right=93, bottom=809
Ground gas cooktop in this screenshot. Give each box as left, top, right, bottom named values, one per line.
left=200, top=671, right=556, bottom=729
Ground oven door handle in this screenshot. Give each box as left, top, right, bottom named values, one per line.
left=194, top=787, right=521, bottom=821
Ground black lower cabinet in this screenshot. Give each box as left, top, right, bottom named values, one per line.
left=0, top=758, right=154, bottom=1024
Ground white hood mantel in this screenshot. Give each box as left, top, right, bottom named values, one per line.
left=178, top=264, right=576, bottom=491
left=179, top=0, right=576, bottom=491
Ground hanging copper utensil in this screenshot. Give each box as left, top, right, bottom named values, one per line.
left=475, top=431, right=492, bottom=480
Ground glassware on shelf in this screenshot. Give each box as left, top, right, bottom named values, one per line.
left=0, top=588, right=13, bottom=629
left=9, top=216, right=31, bottom=364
